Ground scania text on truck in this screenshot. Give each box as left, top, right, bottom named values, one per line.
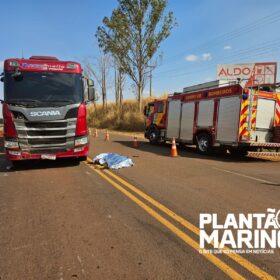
left=144, top=80, right=280, bottom=155
left=0, top=56, right=95, bottom=164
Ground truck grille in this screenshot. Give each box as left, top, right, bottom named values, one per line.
left=28, top=138, right=67, bottom=145
left=27, top=130, right=67, bottom=137
left=25, top=122, right=67, bottom=129
left=14, top=118, right=77, bottom=152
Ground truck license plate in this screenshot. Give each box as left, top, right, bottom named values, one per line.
left=41, top=154, right=56, bottom=160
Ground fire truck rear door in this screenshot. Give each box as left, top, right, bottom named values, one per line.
left=255, top=98, right=275, bottom=130
left=251, top=98, right=275, bottom=142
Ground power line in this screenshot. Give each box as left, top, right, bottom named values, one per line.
left=161, top=10, right=280, bottom=65
left=154, top=38, right=280, bottom=76
left=162, top=50, right=280, bottom=80
left=154, top=48, right=280, bottom=81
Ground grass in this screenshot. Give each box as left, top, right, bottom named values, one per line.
left=87, top=98, right=156, bottom=132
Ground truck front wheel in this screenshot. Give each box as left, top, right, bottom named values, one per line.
left=148, top=127, right=159, bottom=144
left=196, top=133, right=212, bottom=154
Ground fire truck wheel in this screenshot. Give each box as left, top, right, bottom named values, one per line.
left=196, top=133, right=212, bottom=154
left=148, top=127, right=159, bottom=144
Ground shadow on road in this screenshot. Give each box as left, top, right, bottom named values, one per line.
left=0, top=156, right=81, bottom=173
left=113, top=140, right=269, bottom=163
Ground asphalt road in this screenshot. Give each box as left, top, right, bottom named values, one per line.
left=0, top=132, right=280, bottom=280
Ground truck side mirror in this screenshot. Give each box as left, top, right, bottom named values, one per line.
left=86, top=78, right=97, bottom=102
left=143, top=106, right=148, bottom=116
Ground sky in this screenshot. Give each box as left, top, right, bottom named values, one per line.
left=1, top=0, right=280, bottom=117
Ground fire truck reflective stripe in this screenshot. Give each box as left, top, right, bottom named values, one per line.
left=239, top=118, right=247, bottom=127
left=274, top=94, right=280, bottom=126
left=240, top=106, right=248, bottom=115
left=275, top=116, right=280, bottom=127
left=240, top=128, right=249, bottom=137
left=251, top=112, right=257, bottom=127
left=239, top=99, right=249, bottom=137
left=251, top=95, right=258, bottom=130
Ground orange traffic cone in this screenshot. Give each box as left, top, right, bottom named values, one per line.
left=94, top=129, right=98, bottom=138
left=133, top=135, right=139, bottom=148
left=104, top=130, right=110, bottom=141
left=170, top=138, right=178, bottom=157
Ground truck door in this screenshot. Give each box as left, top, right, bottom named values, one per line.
left=180, top=102, right=195, bottom=141
left=197, top=100, right=214, bottom=128
left=166, top=100, right=181, bottom=139
left=252, top=98, right=275, bottom=142
left=216, top=96, right=241, bottom=143
left=255, top=98, right=275, bottom=129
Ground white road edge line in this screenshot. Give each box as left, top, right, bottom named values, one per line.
left=212, top=167, right=277, bottom=185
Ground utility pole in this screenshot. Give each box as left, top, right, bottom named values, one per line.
left=147, top=65, right=155, bottom=97
left=149, top=67, right=152, bottom=97
left=114, top=60, right=119, bottom=106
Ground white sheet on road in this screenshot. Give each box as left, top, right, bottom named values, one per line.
left=93, top=153, right=134, bottom=169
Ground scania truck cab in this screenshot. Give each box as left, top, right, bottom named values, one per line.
left=0, top=56, right=95, bottom=164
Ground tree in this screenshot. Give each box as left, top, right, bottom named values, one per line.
left=84, top=54, right=111, bottom=111
left=83, top=60, right=98, bottom=110
left=96, top=0, right=176, bottom=112
left=114, top=58, right=125, bottom=109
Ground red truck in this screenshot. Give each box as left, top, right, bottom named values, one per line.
left=0, top=56, right=95, bottom=164
left=144, top=80, right=280, bottom=155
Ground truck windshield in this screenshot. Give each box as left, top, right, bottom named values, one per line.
left=4, top=71, right=83, bottom=105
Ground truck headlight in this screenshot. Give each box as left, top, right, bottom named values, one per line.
left=4, top=140, right=19, bottom=149
left=75, top=136, right=88, bottom=146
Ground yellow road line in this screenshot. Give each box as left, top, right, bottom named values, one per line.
left=101, top=165, right=275, bottom=280
left=86, top=162, right=245, bottom=280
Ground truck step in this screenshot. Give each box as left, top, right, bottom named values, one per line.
left=248, top=151, right=280, bottom=157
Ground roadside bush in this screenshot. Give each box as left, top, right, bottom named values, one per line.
left=87, top=98, right=155, bottom=132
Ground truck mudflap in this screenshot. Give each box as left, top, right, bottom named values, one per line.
left=5, top=145, right=89, bottom=161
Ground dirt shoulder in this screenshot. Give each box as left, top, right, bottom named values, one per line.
left=90, top=129, right=145, bottom=139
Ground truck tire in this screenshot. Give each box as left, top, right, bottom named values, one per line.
left=196, top=133, right=212, bottom=154
left=148, top=127, right=159, bottom=144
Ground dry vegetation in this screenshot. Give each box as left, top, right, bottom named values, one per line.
left=87, top=97, right=155, bottom=132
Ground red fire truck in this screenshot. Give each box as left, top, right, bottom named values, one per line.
left=0, top=56, right=95, bottom=164
left=144, top=81, right=280, bottom=155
